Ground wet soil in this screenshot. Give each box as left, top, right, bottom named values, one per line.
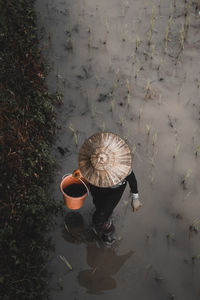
left=64, top=184, right=87, bottom=197
left=35, top=0, right=200, bottom=299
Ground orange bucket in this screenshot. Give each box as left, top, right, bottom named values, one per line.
left=60, top=174, right=89, bottom=210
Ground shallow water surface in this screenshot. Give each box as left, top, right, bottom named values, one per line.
left=35, top=0, right=200, bottom=299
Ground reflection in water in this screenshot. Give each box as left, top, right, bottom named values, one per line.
left=62, top=212, right=134, bottom=295
left=78, top=243, right=133, bottom=295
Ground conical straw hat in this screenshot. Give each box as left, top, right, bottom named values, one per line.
left=78, top=132, right=132, bottom=187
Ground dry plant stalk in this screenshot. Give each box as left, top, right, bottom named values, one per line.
left=195, top=144, right=200, bottom=156
left=164, top=16, right=173, bottom=52
left=59, top=255, right=73, bottom=270
left=173, top=143, right=180, bottom=158
left=69, top=123, right=78, bottom=146
left=101, top=122, right=105, bottom=132
left=152, top=132, right=158, bottom=145
left=181, top=168, right=192, bottom=189
left=131, top=144, right=136, bottom=155
left=148, top=6, right=156, bottom=46
left=138, top=107, right=143, bottom=120
left=145, top=80, right=151, bottom=98
left=135, top=36, right=140, bottom=51
left=110, top=99, right=116, bottom=112
left=146, top=124, right=151, bottom=136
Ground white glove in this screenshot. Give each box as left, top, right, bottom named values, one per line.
left=131, top=193, right=142, bottom=212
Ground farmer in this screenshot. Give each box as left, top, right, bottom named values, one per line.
left=74, top=132, right=142, bottom=246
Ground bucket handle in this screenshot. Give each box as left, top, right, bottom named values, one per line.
left=78, top=177, right=90, bottom=196
left=62, top=173, right=89, bottom=196
left=62, top=173, right=72, bottom=180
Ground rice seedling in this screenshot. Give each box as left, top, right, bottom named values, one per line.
left=91, top=267, right=98, bottom=275
left=88, top=25, right=92, bottom=48
left=146, top=124, right=151, bottom=136
left=145, top=233, right=152, bottom=241
left=189, top=218, right=200, bottom=234
left=119, top=115, right=125, bottom=127
left=121, top=23, right=128, bottom=42
left=164, top=16, right=173, bottom=52
left=173, top=0, right=177, bottom=8
left=57, top=277, right=63, bottom=290
left=150, top=170, right=155, bottom=184
left=134, top=66, right=143, bottom=79
left=147, top=6, right=156, bottom=46
left=181, top=168, right=192, bottom=189
left=123, top=200, right=129, bottom=215
left=184, top=190, right=192, bottom=200
left=131, top=144, right=136, bottom=155
left=169, top=0, right=174, bottom=16
left=121, top=0, right=129, bottom=17
left=114, top=68, right=120, bottom=89
left=154, top=272, right=164, bottom=283
left=126, top=79, right=131, bottom=94
left=135, top=36, right=141, bottom=52
left=166, top=232, right=175, bottom=241
left=69, top=123, right=78, bottom=146
left=127, top=94, right=131, bottom=106
left=64, top=223, right=69, bottom=232
left=110, top=99, right=116, bottom=112
left=103, top=19, right=110, bottom=45
left=149, top=156, right=155, bottom=167
left=179, top=23, right=186, bottom=50
left=59, top=255, right=73, bottom=270
left=94, top=72, right=99, bottom=86
left=91, top=104, right=97, bottom=118
left=176, top=23, right=186, bottom=61
left=152, top=132, right=158, bottom=146
left=150, top=44, right=155, bottom=59
left=131, top=50, right=136, bottom=64
left=145, top=80, right=152, bottom=99
left=173, top=143, right=180, bottom=158
left=195, top=144, right=200, bottom=156
left=123, top=129, right=130, bottom=142
left=126, top=79, right=131, bottom=105
left=184, top=0, right=192, bottom=18
left=101, top=122, right=105, bottom=132
left=191, top=254, right=200, bottom=264
left=138, top=107, right=143, bottom=120
left=157, top=58, right=163, bottom=71
left=91, top=227, right=99, bottom=237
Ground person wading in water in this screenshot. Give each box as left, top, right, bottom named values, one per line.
left=72, top=132, right=142, bottom=246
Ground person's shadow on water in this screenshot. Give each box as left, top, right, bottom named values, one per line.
left=62, top=212, right=134, bottom=295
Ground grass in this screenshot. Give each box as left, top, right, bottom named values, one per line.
left=0, top=1, right=62, bottom=298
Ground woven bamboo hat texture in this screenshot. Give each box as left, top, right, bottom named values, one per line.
left=78, top=132, right=132, bottom=187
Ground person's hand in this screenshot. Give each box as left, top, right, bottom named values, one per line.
left=72, top=169, right=82, bottom=179
left=131, top=194, right=142, bottom=212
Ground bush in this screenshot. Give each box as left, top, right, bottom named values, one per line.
left=0, top=1, right=62, bottom=298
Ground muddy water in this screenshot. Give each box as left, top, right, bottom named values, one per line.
left=35, top=0, right=200, bottom=299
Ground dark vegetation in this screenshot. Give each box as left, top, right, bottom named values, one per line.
left=0, top=1, right=62, bottom=298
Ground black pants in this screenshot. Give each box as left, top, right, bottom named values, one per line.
left=90, top=182, right=127, bottom=224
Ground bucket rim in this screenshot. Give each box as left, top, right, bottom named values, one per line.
left=60, top=174, right=89, bottom=196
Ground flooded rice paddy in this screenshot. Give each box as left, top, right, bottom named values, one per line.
left=35, top=0, right=200, bottom=299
